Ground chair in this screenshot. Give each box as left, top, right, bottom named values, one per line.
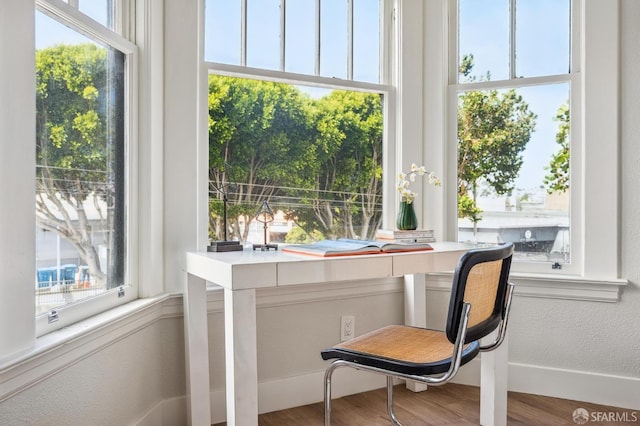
left=321, top=243, right=515, bottom=425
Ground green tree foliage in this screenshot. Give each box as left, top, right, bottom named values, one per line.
left=35, top=43, right=113, bottom=287
left=207, top=76, right=383, bottom=242
left=284, top=226, right=324, bottom=244
left=457, top=55, right=537, bottom=234
left=458, top=193, right=482, bottom=225
left=208, top=76, right=315, bottom=241
left=302, top=90, right=383, bottom=239
left=543, top=102, right=570, bottom=193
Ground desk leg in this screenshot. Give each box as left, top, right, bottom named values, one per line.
left=404, top=273, right=426, bottom=327
left=404, top=274, right=428, bottom=392
left=224, top=288, right=258, bottom=426
left=184, top=273, right=212, bottom=426
left=480, top=332, right=509, bottom=426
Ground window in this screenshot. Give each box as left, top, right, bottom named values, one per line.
left=205, top=0, right=381, bottom=84
left=443, top=0, right=622, bottom=285
left=452, top=0, right=577, bottom=274
left=34, top=0, right=136, bottom=333
left=204, top=1, right=390, bottom=245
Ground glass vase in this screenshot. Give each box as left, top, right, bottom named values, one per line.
left=396, top=200, right=418, bottom=230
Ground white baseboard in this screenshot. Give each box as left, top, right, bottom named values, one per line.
left=257, top=368, right=387, bottom=415
left=135, top=369, right=386, bottom=425
left=217, top=368, right=385, bottom=424
left=135, top=395, right=187, bottom=426
left=450, top=358, right=640, bottom=411
left=508, top=362, right=640, bottom=411
left=136, top=361, right=639, bottom=425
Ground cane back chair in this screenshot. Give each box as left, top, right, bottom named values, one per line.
left=321, top=243, right=515, bottom=425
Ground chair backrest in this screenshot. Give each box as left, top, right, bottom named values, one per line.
left=445, top=243, right=514, bottom=344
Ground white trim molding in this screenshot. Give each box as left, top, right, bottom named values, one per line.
left=508, top=274, right=627, bottom=302
left=426, top=273, right=627, bottom=303
left=452, top=358, right=639, bottom=412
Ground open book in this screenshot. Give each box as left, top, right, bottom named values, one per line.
left=281, top=238, right=433, bottom=257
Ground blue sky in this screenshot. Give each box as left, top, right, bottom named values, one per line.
left=205, top=0, right=379, bottom=83
left=36, top=1, right=109, bottom=47
left=460, top=0, right=570, bottom=80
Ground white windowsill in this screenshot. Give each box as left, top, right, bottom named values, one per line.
left=426, top=272, right=627, bottom=303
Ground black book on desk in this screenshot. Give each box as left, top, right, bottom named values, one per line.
left=208, top=241, right=243, bottom=252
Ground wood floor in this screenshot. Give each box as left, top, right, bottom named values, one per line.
left=214, top=383, right=636, bottom=426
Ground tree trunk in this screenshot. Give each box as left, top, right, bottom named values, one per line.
left=35, top=188, right=107, bottom=289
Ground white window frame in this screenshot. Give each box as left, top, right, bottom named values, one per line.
left=199, top=0, right=397, bottom=241
left=34, top=0, right=139, bottom=336
left=420, top=0, right=625, bottom=299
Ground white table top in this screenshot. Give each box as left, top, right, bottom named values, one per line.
left=186, top=242, right=474, bottom=290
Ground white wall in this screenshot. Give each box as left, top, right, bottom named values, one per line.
left=0, top=313, right=186, bottom=426
left=0, top=1, right=638, bottom=425
left=0, top=0, right=36, bottom=361
left=163, top=0, right=201, bottom=295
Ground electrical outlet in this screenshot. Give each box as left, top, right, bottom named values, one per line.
left=340, top=315, right=355, bottom=341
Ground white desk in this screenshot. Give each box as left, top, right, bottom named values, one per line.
left=184, top=242, right=508, bottom=426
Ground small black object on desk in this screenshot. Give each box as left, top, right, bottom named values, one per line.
left=208, top=163, right=244, bottom=253
left=208, top=240, right=243, bottom=252
left=252, top=200, right=278, bottom=251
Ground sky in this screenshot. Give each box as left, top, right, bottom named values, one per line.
left=205, top=0, right=380, bottom=83
left=37, top=0, right=571, bottom=196
left=36, top=1, right=108, bottom=48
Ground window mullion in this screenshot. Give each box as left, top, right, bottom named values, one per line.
left=452, top=73, right=572, bottom=93
left=347, top=0, right=354, bottom=80
left=509, top=0, right=516, bottom=79
left=241, top=0, right=247, bottom=67
left=448, top=0, right=458, bottom=85
left=570, top=0, right=580, bottom=73
left=280, top=0, right=286, bottom=72
left=107, top=0, right=114, bottom=29
left=315, top=0, right=320, bottom=76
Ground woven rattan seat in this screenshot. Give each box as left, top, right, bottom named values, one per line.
left=322, top=325, right=479, bottom=376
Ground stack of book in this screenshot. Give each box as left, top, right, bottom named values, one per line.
left=375, top=229, right=436, bottom=243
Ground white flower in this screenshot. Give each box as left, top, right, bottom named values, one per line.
left=397, top=164, right=441, bottom=204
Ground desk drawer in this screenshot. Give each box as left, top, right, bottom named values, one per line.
left=277, top=256, right=393, bottom=286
